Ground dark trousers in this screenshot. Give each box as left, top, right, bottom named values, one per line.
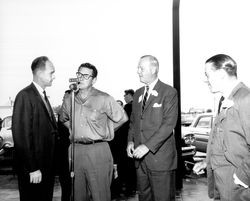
left=17, top=172, right=55, bottom=201
left=56, top=146, right=71, bottom=201
left=73, top=142, right=113, bottom=201
left=137, top=161, right=176, bottom=201
left=56, top=120, right=71, bottom=201
left=119, top=156, right=137, bottom=193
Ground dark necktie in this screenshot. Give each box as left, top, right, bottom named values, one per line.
left=43, top=91, right=55, bottom=121
left=142, top=85, right=149, bottom=112
left=217, top=96, right=225, bottom=114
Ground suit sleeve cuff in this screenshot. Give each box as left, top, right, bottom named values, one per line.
left=235, top=168, right=250, bottom=186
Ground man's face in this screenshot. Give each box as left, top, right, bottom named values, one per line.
left=124, top=93, right=131, bottom=103
left=77, top=67, right=96, bottom=90
left=39, top=60, right=55, bottom=87
left=204, top=62, right=222, bottom=93
left=137, top=58, right=154, bottom=84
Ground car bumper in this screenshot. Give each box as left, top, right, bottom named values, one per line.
left=182, top=145, right=196, bottom=157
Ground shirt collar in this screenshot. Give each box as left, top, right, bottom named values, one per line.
left=33, top=81, right=44, bottom=97
left=145, top=78, right=158, bottom=91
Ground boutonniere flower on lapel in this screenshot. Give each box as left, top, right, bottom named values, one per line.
left=221, top=99, right=234, bottom=110
left=138, top=95, right=142, bottom=103
left=151, top=90, right=158, bottom=97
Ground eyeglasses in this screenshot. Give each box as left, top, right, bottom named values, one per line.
left=76, top=72, right=93, bottom=80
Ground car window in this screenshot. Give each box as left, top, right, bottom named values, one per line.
left=2, top=116, right=12, bottom=128
left=196, top=116, right=211, bottom=128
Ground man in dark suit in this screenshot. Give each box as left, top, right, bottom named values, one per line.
left=127, top=55, right=178, bottom=201
left=193, top=54, right=250, bottom=200
left=12, top=56, right=57, bottom=201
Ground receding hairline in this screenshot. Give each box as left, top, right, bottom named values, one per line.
left=31, top=56, right=50, bottom=74
left=140, top=55, right=159, bottom=67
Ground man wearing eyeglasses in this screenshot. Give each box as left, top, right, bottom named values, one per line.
left=59, top=63, right=128, bottom=201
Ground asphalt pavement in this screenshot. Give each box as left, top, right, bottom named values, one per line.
left=0, top=173, right=213, bottom=201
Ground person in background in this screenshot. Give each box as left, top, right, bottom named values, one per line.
left=116, top=100, right=124, bottom=107
left=117, top=89, right=137, bottom=197
left=127, top=55, right=178, bottom=201
left=193, top=54, right=250, bottom=200
left=109, top=99, right=125, bottom=199
left=110, top=93, right=136, bottom=199
left=59, top=62, right=128, bottom=201
left=12, top=56, right=57, bottom=201
left=55, top=90, right=71, bottom=201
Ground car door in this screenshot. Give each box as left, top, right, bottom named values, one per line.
left=0, top=116, right=13, bottom=150
left=192, top=115, right=213, bottom=153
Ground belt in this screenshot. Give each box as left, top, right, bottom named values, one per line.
left=74, top=139, right=105, bottom=145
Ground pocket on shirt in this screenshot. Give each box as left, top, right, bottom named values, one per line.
left=89, top=109, right=104, bottom=122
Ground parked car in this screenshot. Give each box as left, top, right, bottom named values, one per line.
left=182, top=113, right=215, bottom=153
left=181, top=113, right=195, bottom=127
left=0, top=114, right=196, bottom=175
left=0, top=116, right=13, bottom=156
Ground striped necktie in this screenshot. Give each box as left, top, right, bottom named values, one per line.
left=142, top=85, right=149, bottom=112
left=43, top=91, right=54, bottom=120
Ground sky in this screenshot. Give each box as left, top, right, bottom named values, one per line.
left=1, top=0, right=250, bottom=113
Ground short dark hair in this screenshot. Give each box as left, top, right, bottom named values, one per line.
left=124, top=89, right=135, bottom=96
left=31, top=56, right=49, bottom=74
left=78, top=63, right=98, bottom=78
left=205, top=54, right=237, bottom=77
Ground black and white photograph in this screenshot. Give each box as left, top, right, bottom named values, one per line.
left=1, top=0, right=250, bottom=201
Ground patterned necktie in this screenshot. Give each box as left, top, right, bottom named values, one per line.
left=43, top=91, right=54, bottom=121
left=217, top=96, right=225, bottom=114
left=142, top=85, right=149, bottom=112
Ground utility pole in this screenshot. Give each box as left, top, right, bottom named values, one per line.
left=172, top=0, right=183, bottom=190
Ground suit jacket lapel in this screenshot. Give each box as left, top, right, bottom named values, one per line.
left=30, top=83, right=57, bottom=128
left=142, top=80, right=161, bottom=114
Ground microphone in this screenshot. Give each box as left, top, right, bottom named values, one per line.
left=69, top=83, right=78, bottom=91
left=69, top=77, right=84, bottom=82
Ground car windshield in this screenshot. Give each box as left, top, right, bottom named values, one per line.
left=196, top=116, right=211, bottom=128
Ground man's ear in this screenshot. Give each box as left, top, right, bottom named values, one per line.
left=92, top=77, right=97, bottom=85
left=151, top=66, right=157, bottom=75
left=35, top=68, right=42, bottom=77
left=219, top=69, right=228, bottom=79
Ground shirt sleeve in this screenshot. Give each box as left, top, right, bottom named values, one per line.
left=105, top=96, right=128, bottom=129
left=59, top=94, right=71, bottom=124
left=235, top=94, right=250, bottom=185
left=12, top=91, right=39, bottom=172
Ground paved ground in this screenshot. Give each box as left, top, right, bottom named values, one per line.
left=0, top=173, right=212, bottom=201
left=0, top=150, right=212, bottom=201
